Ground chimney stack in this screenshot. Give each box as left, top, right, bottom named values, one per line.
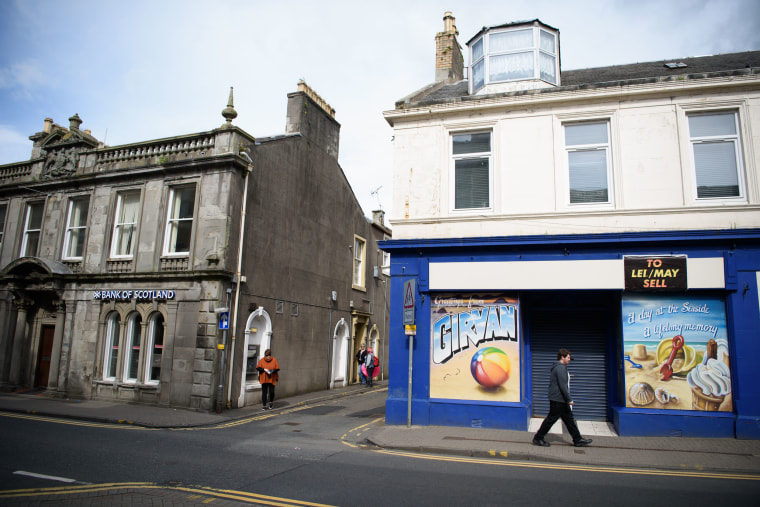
left=435, top=11, right=464, bottom=83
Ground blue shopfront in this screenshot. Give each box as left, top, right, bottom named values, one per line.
left=379, top=229, right=760, bottom=439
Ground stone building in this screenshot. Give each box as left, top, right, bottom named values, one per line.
left=381, top=13, right=760, bottom=438
left=0, top=82, right=390, bottom=411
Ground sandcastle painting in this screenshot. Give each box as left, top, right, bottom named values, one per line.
left=622, top=295, right=732, bottom=412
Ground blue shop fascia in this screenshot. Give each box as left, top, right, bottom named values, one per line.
left=379, top=228, right=760, bottom=439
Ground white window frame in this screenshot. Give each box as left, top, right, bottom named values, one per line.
left=103, top=312, right=121, bottom=381
left=163, top=185, right=197, bottom=256
left=469, top=25, right=559, bottom=93
left=564, top=120, right=614, bottom=207
left=144, top=313, right=164, bottom=384
left=123, top=313, right=142, bottom=383
left=62, top=196, right=90, bottom=261
left=110, top=191, right=141, bottom=259
left=20, top=202, right=45, bottom=257
left=687, top=110, right=746, bottom=201
left=450, top=130, right=493, bottom=212
left=353, top=235, right=366, bottom=291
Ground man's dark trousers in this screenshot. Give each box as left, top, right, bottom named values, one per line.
left=535, top=400, right=582, bottom=442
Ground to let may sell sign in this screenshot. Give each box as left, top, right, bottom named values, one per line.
left=624, top=255, right=687, bottom=291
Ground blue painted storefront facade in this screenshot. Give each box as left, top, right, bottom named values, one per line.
left=379, top=229, right=760, bottom=439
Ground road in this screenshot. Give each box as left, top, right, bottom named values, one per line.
left=1, top=388, right=758, bottom=506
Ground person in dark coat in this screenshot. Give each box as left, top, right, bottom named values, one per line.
left=532, top=348, right=592, bottom=447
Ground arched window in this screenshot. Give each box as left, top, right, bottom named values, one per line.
left=124, top=313, right=142, bottom=382
left=104, top=312, right=121, bottom=380
left=145, top=313, right=164, bottom=384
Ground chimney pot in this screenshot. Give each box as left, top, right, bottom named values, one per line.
left=43, top=118, right=53, bottom=133
left=435, top=12, right=464, bottom=84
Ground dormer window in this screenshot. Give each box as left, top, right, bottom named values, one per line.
left=469, top=22, right=559, bottom=94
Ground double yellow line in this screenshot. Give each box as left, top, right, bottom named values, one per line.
left=0, top=482, right=336, bottom=506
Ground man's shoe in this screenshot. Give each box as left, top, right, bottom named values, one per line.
left=574, top=438, right=593, bottom=447
left=269, top=403, right=273, bottom=410
left=532, top=439, right=550, bottom=447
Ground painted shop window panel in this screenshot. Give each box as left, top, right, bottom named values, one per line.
left=430, top=294, right=520, bottom=403
left=621, top=295, right=732, bottom=412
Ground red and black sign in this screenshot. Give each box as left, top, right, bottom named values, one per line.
left=624, top=255, right=687, bottom=291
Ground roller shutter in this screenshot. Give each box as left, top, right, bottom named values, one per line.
left=530, top=310, right=608, bottom=421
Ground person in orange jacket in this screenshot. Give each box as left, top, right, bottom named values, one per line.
left=256, top=349, right=280, bottom=410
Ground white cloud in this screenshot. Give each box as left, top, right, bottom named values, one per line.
left=0, top=124, right=32, bottom=162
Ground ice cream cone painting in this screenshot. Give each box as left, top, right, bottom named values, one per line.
left=622, top=295, right=732, bottom=412
left=430, top=295, right=520, bottom=402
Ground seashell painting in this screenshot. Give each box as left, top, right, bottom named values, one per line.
left=629, top=382, right=655, bottom=406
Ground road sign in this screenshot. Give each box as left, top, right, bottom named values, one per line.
left=219, top=311, right=229, bottom=330
left=403, top=279, right=416, bottom=325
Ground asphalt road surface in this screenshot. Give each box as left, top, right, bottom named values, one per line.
left=1, top=388, right=758, bottom=506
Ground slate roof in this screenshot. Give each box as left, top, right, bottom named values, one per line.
left=397, top=50, right=760, bottom=109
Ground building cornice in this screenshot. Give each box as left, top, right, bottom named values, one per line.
left=383, top=73, right=760, bottom=125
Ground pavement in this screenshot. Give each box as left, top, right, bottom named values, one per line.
left=1, top=381, right=758, bottom=497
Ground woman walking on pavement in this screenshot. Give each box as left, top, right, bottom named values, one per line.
left=365, top=347, right=375, bottom=387
left=256, top=349, right=280, bottom=410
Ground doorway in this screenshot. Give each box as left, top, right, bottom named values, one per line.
left=35, top=325, right=55, bottom=388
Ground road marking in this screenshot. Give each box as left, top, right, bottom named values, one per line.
left=0, top=411, right=152, bottom=430
left=375, top=449, right=760, bottom=481
left=0, top=482, right=337, bottom=506
left=13, top=471, right=77, bottom=483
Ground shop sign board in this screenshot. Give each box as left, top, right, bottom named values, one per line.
left=624, top=255, right=687, bottom=291
left=93, top=289, right=176, bottom=300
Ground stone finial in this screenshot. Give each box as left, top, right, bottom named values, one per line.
left=69, top=113, right=83, bottom=131
left=221, top=86, right=238, bottom=127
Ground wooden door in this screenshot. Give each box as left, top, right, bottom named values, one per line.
left=35, top=326, right=55, bottom=388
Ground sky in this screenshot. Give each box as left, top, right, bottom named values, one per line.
left=1, top=0, right=759, bottom=219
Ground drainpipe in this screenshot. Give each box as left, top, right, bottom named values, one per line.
left=226, top=151, right=253, bottom=408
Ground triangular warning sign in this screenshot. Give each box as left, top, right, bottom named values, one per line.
left=404, top=281, right=414, bottom=308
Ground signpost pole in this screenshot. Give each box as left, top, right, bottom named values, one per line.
left=403, top=279, right=416, bottom=428
left=407, top=334, right=413, bottom=428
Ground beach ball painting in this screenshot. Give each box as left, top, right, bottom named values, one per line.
left=470, top=347, right=511, bottom=388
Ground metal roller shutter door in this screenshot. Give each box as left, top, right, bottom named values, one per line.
left=531, top=310, right=608, bottom=421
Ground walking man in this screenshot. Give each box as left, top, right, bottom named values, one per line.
left=532, top=348, right=592, bottom=447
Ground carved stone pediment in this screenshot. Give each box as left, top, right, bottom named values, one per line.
left=41, top=146, right=79, bottom=179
